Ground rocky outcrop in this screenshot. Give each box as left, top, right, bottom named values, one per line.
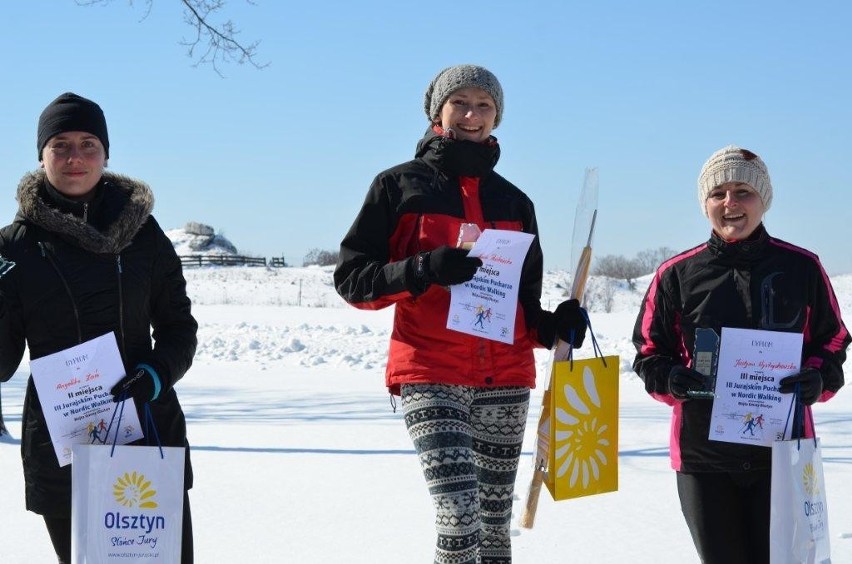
left=180, top=222, right=238, bottom=254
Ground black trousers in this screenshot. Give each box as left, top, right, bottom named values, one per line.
left=44, top=491, right=194, bottom=563
left=676, top=470, right=771, bottom=564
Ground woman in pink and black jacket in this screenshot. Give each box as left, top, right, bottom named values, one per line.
left=632, top=145, right=849, bottom=564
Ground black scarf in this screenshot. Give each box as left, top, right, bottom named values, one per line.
left=415, top=128, right=501, bottom=177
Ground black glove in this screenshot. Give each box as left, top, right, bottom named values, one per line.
left=536, top=299, right=587, bottom=348
left=110, top=367, right=156, bottom=403
left=415, top=246, right=482, bottom=286
left=779, top=368, right=823, bottom=406
left=668, top=366, right=709, bottom=400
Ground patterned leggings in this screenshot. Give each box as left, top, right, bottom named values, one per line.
left=401, top=383, right=530, bottom=564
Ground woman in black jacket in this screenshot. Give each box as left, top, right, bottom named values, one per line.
left=632, top=145, right=849, bottom=563
left=0, top=93, right=197, bottom=563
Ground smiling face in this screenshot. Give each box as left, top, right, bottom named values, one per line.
left=436, top=87, right=497, bottom=142
left=40, top=131, right=106, bottom=200
left=704, top=181, right=765, bottom=241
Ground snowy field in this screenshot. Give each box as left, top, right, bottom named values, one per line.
left=2, top=266, right=851, bottom=563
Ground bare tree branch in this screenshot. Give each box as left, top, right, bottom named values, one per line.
left=178, top=0, right=268, bottom=75
left=75, top=0, right=268, bottom=75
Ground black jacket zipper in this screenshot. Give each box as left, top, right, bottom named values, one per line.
left=37, top=243, right=128, bottom=361
left=38, top=242, right=83, bottom=344
left=116, top=254, right=126, bottom=357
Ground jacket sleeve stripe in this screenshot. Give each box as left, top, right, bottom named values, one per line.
left=637, top=245, right=706, bottom=356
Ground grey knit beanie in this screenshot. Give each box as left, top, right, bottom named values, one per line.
left=424, top=64, right=504, bottom=127
left=697, top=145, right=772, bottom=215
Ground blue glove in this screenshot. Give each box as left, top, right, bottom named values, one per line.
left=110, top=365, right=161, bottom=403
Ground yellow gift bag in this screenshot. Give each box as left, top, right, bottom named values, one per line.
left=545, top=353, right=620, bottom=501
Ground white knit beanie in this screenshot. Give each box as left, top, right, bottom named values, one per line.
left=424, top=64, right=504, bottom=127
left=697, top=145, right=772, bottom=216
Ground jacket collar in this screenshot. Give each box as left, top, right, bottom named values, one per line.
left=41, top=177, right=108, bottom=222
left=415, top=126, right=500, bottom=178
left=16, top=169, right=154, bottom=254
left=708, top=223, right=770, bottom=265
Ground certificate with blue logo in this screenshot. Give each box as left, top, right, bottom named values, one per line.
left=447, top=229, right=534, bottom=344
left=30, top=332, right=144, bottom=466
left=708, top=327, right=802, bottom=447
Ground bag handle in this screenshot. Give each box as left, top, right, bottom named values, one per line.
left=106, top=393, right=165, bottom=459
left=108, top=392, right=129, bottom=457
left=143, top=403, right=165, bottom=459
left=568, top=310, right=607, bottom=370
left=780, top=383, right=817, bottom=450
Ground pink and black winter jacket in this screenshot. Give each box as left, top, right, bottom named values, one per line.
left=632, top=225, right=849, bottom=473
left=334, top=129, right=547, bottom=394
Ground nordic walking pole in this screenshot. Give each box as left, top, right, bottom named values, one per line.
left=520, top=171, right=598, bottom=529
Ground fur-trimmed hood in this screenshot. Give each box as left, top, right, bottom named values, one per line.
left=16, top=169, right=154, bottom=254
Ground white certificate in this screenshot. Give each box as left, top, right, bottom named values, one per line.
left=708, top=327, right=802, bottom=447
left=447, top=229, right=535, bottom=344
left=30, top=332, right=144, bottom=466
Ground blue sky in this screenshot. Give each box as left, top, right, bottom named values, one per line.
left=2, top=1, right=851, bottom=274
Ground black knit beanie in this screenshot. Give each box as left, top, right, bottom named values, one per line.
left=37, top=92, right=109, bottom=160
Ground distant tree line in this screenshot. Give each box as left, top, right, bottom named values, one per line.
left=302, top=248, right=339, bottom=267
left=592, top=246, right=676, bottom=290
left=181, top=246, right=674, bottom=274
left=300, top=247, right=677, bottom=277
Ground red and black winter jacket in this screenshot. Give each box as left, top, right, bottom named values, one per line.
left=334, top=129, right=546, bottom=394
left=632, top=225, right=849, bottom=472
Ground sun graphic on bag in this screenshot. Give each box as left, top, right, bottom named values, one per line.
left=802, top=462, right=820, bottom=496
left=553, top=364, right=612, bottom=489
left=113, top=471, right=159, bottom=509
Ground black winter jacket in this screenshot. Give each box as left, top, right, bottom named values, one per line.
left=632, top=225, right=849, bottom=473
left=0, top=170, right=197, bottom=517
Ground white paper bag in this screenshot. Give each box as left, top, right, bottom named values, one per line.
left=770, top=437, right=831, bottom=564
left=72, top=444, right=185, bottom=563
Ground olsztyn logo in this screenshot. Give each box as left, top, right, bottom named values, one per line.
left=802, top=462, right=819, bottom=496
left=113, top=471, right=158, bottom=509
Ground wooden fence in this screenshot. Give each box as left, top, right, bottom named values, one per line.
left=179, top=255, right=272, bottom=268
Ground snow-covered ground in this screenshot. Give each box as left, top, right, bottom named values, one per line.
left=2, top=266, right=851, bottom=563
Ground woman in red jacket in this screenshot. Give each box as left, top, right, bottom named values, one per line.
left=335, top=64, right=586, bottom=564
